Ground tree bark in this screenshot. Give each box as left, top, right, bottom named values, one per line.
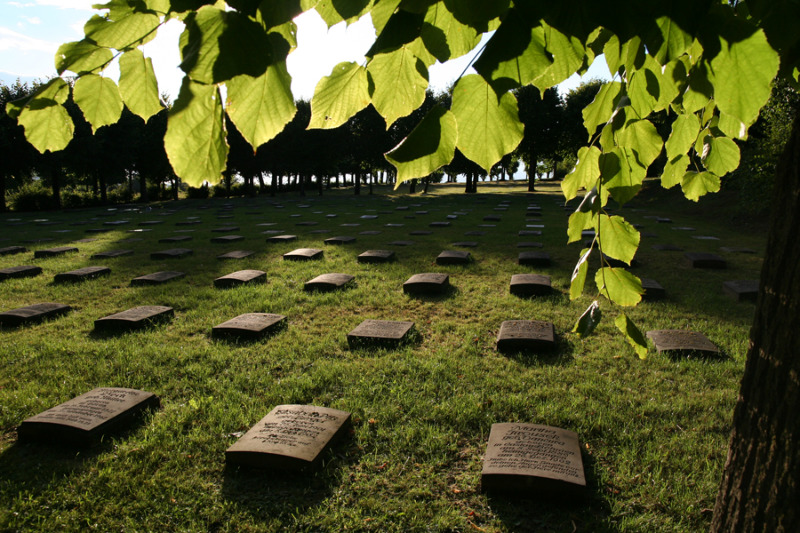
left=710, top=114, right=800, bottom=532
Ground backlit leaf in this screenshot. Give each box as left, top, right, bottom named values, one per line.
left=616, top=119, right=663, bottom=169
left=421, top=1, right=480, bottom=62
left=18, top=102, right=74, bottom=153
left=55, top=40, right=113, bottom=75
left=615, top=312, right=648, bottom=359
left=665, top=113, right=700, bottom=160
left=385, top=106, right=457, bottom=185
left=567, top=210, right=594, bottom=244
left=595, top=267, right=642, bottom=306
left=582, top=81, right=622, bottom=140
left=681, top=170, right=720, bottom=202
left=534, top=25, right=585, bottom=90
left=661, top=154, right=689, bottom=189
left=653, top=15, right=693, bottom=64
left=368, top=46, right=428, bottom=128
left=598, top=214, right=639, bottom=266
left=119, top=49, right=162, bottom=122
left=73, top=74, right=123, bottom=132
left=573, top=300, right=601, bottom=336
left=474, top=17, right=550, bottom=93
left=570, top=248, right=591, bottom=301
left=309, top=62, right=369, bottom=130
left=702, top=136, right=740, bottom=176
left=562, top=146, right=601, bottom=201
left=600, top=147, right=646, bottom=205
left=84, top=12, right=160, bottom=50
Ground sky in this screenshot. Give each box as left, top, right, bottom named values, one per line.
left=1, top=1, right=610, bottom=101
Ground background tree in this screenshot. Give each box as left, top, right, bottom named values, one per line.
left=0, top=80, right=39, bottom=211
left=514, top=85, right=562, bottom=190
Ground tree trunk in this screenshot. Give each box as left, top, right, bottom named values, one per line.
left=99, top=173, right=108, bottom=203
left=172, top=177, right=179, bottom=201
left=710, top=114, right=800, bottom=533
left=369, top=173, right=373, bottom=195
left=51, top=166, right=62, bottom=209
left=409, top=179, right=416, bottom=194
left=354, top=172, right=361, bottom=195
left=140, top=173, right=148, bottom=203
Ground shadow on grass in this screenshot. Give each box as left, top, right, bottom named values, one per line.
left=403, top=284, right=459, bottom=302
left=499, top=336, right=577, bottom=368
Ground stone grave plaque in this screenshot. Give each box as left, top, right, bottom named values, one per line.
left=410, top=230, right=432, bottom=236
left=0, top=246, right=26, bottom=256
left=212, top=313, right=286, bottom=340
left=94, top=305, right=174, bottom=332
left=360, top=215, right=378, bottom=220
left=266, top=234, right=297, bottom=243
left=483, top=215, right=501, bottom=221
left=103, top=220, right=129, bottom=226
left=436, top=250, right=471, bottom=265
left=357, top=250, right=395, bottom=264
left=525, top=211, right=542, bottom=218
left=652, top=244, right=683, bottom=251
left=347, top=319, right=414, bottom=348
left=304, top=273, right=354, bottom=291
left=446, top=214, right=458, bottom=220
left=518, top=230, right=542, bottom=236
left=720, top=246, right=756, bottom=254
left=0, top=302, right=71, bottom=327
left=283, top=248, right=323, bottom=261
left=0, top=265, right=42, bottom=281
left=340, top=223, right=360, bottom=227
left=324, top=236, right=356, bottom=245
left=509, top=274, right=552, bottom=297
left=131, top=271, right=185, bottom=286
left=151, top=248, right=192, bottom=259
left=518, top=251, right=551, bottom=267
left=34, top=246, right=78, bottom=258
left=91, top=249, right=134, bottom=259
left=429, top=221, right=451, bottom=227
left=217, top=250, right=255, bottom=260
left=496, top=320, right=556, bottom=352
left=389, top=240, right=415, bottom=246
left=384, top=223, right=404, bottom=228
left=481, top=423, right=586, bottom=497
left=211, top=235, right=244, bottom=243
left=176, top=220, right=201, bottom=226
left=54, top=266, right=111, bottom=283
left=128, top=228, right=152, bottom=233
left=646, top=330, right=720, bottom=356
left=212, top=226, right=239, bottom=232
left=641, top=278, right=666, bottom=300
left=478, top=224, right=496, bottom=228
left=309, top=229, right=331, bottom=234
left=359, top=230, right=382, bottom=235
left=465, top=231, right=486, bottom=236
left=685, top=252, right=726, bottom=269
left=296, top=221, right=319, bottom=226
left=226, top=405, right=351, bottom=470
left=213, top=269, right=266, bottom=288
left=693, top=235, right=720, bottom=241
left=518, top=242, right=544, bottom=248
left=138, top=220, right=163, bottom=226
left=452, top=241, right=478, bottom=248
left=403, top=273, right=449, bottom=295
left=17, top=387, right=160, bottom=446
left=723, top=280, right=759, bottom=302
left=526, top=224, right=545, bottom=228
left=656, top=217, right=672, bottom=223
left=672, top=226, right=695, bottom=231
left=159, top=236, right=192, bottom=243
left=396, top=206, right=409, bottom=211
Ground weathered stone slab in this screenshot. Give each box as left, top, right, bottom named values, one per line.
left=0, top=246, right=26, bottom=256
left=91, top=249, right=134, bottom=259
left=429, top=221, right=451, bottom=227
left=296, top=221, right=319, bottom=226
left=131, top=271, right=185, bottom=286
left=481, top=423, right=586, bottom=497
left=452, top=241, right=478, bottom=248
left=138, top=220, right=163, bottom=226
left=685, top=252, right=726, bottom=269
left=720, top=247, right=757, bottom=254
left=283, top=248, right=323, bottom=261
left=652, top=244, right=683, bottom=251
left=347, top=319, right=414, bottom=348
left=656, top=217, right=672, bottom=223
left=518, top=242, right=544, bottom=248
left=217, top=250, right=255, bottom=260
left=496, top=320, right=556, bottom=352
left=641, top=278, right=666, bottom=301
left=692, top=235, right=720, bottom=241
left=226, top=405, right=351, bottom=470
left=403, top=273, right=449, bottom=295
left=465, top=231, right=486, bottom=236
left=359, top=230, right=382, bottom=235
left=17, top=387, right=160, bottom=446
left=175, top=220, right=202, bottom=226
left=94, top=305, right=174, bottom=332
left=646, top=329, right=719, bottom=356
left=0, top=265, right=42, bottom=281
left=212, top=313, right=286, bottom=340
left=324, top=235, right=356, bottom=245
left=211, top=235, right=244, bottom=243
left=436, top=250, right=471, bottom=265
left=34, top=246, right=78, bottom=258
left=484, top=215, right=501, bottom=221
left=0, top=302, right=71, bottom=327
left=409, top=230, right=432, bottom=236
left=384, top=223, right=404, bottom=228
left=103, top=220, right=129, bottom=226
left=723, top=280, right=759, bottom=302
left=150, top=248, right=192, bottom=259
left=159, top=236, right=192, bottom=243
left=214, top=269, right=266, bottom=288
left=54, top=266, right=111, bottom=283
left=340, top=223, right=360, bottom=227
left=212, top=226, right=239, bottom=232
left=360, top=215, right=378, bottom=220
left=304, top=273, right=354, bottom=291
left=389, top=240, right=415, bottom=246
left=357, top=250, right=396, bottom=264
left=518, top=230, right=542, bottom=236
left=509, top=274, right=552, bottom=297
left=518, top=251, right=551, bottom=267
left=266, top=234, right=297, bottom=243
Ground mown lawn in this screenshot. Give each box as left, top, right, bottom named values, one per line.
left=0, top=181, right=764, bottom=532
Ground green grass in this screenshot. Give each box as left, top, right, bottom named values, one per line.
left=0, top=182, right=763, bottom=532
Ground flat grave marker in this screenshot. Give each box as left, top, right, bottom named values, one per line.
left=94, top=305, right=174, bottom=332
left=465, top=231, right=486, bottom=236
left=0, top=302, right=71, bottom=327
left=436, top=250, right=471, bottom=265
left=150, top=248, right=192, bottom=259
left=226, top=405, right=351, bottom=470
left=54, top=266, right=111, bottom=283
left=212, top=313, right=286, bottom=340
left=214, top=269, right=266, bottom=288
left=389, top=240, right=415, bottom=246
left=138, top=220, right=163, bottom=226
left=481, top=423, right=586, bottom=497
left=429, top=221, right=451, bottom=227
left=451, top=241, right=478, bottom=248
left=212, top=226, right=239, bottom=232
left=159, top=236, right=192, bottom=243
left=496, top=320, right=556, bottom=352
left=519, top=230, right=542, bottom=236
left=17, top=387, right=160, bottom=446
left=646, top=330, right=720, bottom=357
left=403, top=273, right=449, bottom=295
left=131, top=271, right=185, bottom=286
left=304, top=273, right=354, bottom=291
left=359, top=231, right=382, bottom=235
left=283, top=248, right=323, bottom=261
left=211, top=235, right=244, bottom=243
left=641, top=278, right=666, bottom=300
left=723, top=280, right=759, bottom=302
left=175, top=220, right=202, bottom=226
left=217, top=250, right=255, bottom=260
left=509, top=274, right=552, bottom=297
left=296, top=221, right=319, bottom=226
left=357, top=250, right=395, bottom=264
left=720, top=247, right=757, bottom=254
left=484, top=215, right=501, bottom=221
left=324, top=236, right=356, bottom=245
left=518, top=242, right=544, bottom=248
left=685, top=252, right=726, bottom=269
left=0, top=246, right=26, bottom=256
left=518, top=251, right=551, bottom=267
left=0, top=265, right=42, bottom=281
left=91, top=249, right=134, bottom=259
left=266, top=234, right=297, bottom=243
left=34, top=246, right=78, bottom=258
left=347, top=319, right=414, bottom=348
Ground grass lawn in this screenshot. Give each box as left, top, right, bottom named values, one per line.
left=0, top=181, right=765, bottom=532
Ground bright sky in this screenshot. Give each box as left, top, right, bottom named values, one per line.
left=0, top=1, right=609, bottom=101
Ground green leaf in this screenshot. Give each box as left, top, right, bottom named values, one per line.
left=717, top=111, right=748, bottom=140
left=309, top=62, right=370, bottom=130
left=55, top=40, right=113, bottom=75
left=616, top=119, right=663, bottom=169
left=615, top=312, right=648, bottom=359
left=573, top=300, right=601, bottom=337
left=119, top=49, right=162, bottom=122
left=562, top=146, right=601, bottom=201
left=442, top=0, right=507, bottom=30
left=710, top=26, right=780, bottom=127
left=627, top=68, right=658, bottom=118
left=385, top=105, right=457, bottom=185
left=226, top=62, right=296, bottom=149
left=653, top=15, right=693, bottom=64
left=702, top=136, right=740, bottom=176
left=570, top=248, right=591, bottom=301
left=533, top=24, right=585, bottom=90
left=315, top=0, right=371, bottom=27
left=567, top=210, right=594, bottom=244
left=681, top=171, right=720, bottom=202
left=18, top=102, right=74, bottom=153
left=603, top=34, right=622, bottom=75
left=367, top=47, right=428, bottom=128
left=598, top=214, right=639, bottom=266
left=257, top=0, right=316, bottom=28
left=582, top=81, right=622, bottom=140
left=370, top=0, right=402, bottom=35
left=595, top=267, right=642, bottom=307
left=73, top=74, right=123, bottom=133
left=665, top=113, right=700, bottom=160
left=421, top=1, right=480, bottom=62
left=661, top=154, right=689, bottom=189
left=600, top=147, right=646, bottom=205
left=164, top=78, right=228, bottom=186
left=450, top=74, right=523, bottom=174
left=84, top=12, right=160, bottom=50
